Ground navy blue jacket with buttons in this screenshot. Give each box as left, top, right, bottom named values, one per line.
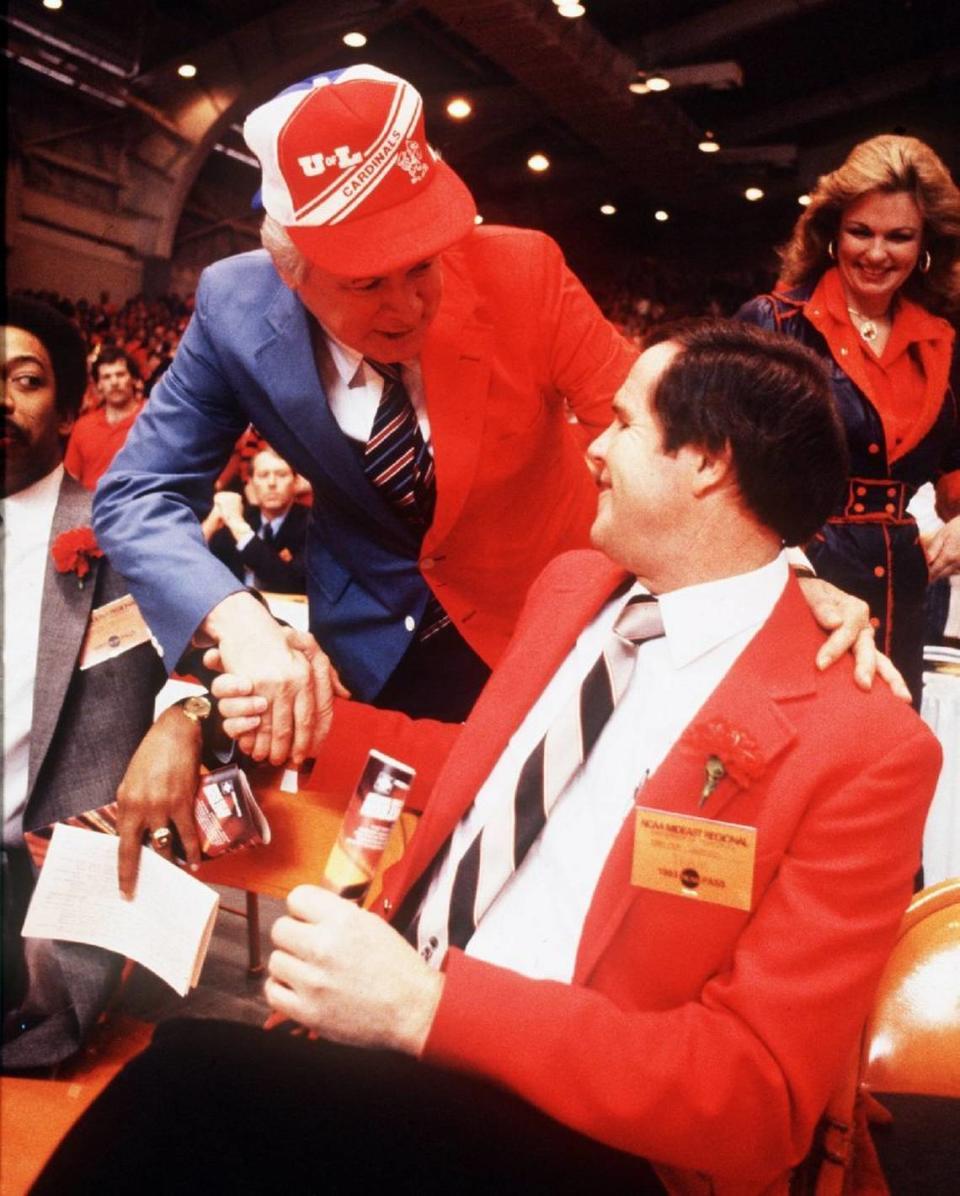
left=738, top=281, right=960, bottom=702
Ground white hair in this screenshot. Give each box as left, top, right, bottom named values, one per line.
left=261, top=214, right=308, bottom=285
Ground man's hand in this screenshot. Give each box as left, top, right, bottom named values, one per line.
left=797, top=576, right=911, bottom=699
left=213, top=490, right=252, bottom=543
left=115, top=703, right=204, bottom=898
left=199, top=505, right=225, bottom=543
left=210, top=628, right=349, bottom=756
left=265, top=885, right=443, bottom=1055
left=202, top=594, right=339, bottom=765
left=922, top=516, right=960, bottom=582
left=213, top=489, right=244, bottom=523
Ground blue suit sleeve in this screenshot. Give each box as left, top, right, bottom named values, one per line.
left=93, top=269, right=250, bottom=670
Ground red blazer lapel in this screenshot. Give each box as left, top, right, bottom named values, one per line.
left=390, top=552, right=627, bottom=897
left=420, top=260, right=493, bottom=549
left=574, top=576, right=817, bottom=983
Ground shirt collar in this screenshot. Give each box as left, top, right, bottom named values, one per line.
left=318, top=324, right=364, bottom=388
left=262, top=508, right=288, bottom=534
left=317, top=323, right=420, bottom=388
left=2, top=463, right=64, bottom=521
left=631, top=551, right=789, bottom=669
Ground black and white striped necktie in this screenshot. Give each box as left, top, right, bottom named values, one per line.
left=409, top=593, right=664, bottom=959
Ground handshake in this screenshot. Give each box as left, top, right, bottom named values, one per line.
left=202, top=590, right=350, bottom=767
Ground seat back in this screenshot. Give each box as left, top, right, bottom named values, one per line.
left=860, top=876, right=960, bottom=1098
left=807, top=878, right=960, bottom=1195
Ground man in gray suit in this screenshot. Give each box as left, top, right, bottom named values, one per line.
left=2, top=298, right=206, bottom=1070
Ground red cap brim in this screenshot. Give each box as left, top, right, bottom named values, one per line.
left=286, top=160, right=477, bottom=277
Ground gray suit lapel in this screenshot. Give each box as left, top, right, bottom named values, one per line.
left=27, top=476, right=100, bottom=803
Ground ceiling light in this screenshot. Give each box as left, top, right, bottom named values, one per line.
left=645, top=73, right=671, bottom=92
left=628, top=78, right=650, bottom=95
left=474, top=214, right=484, bottom=225
left=744, top=187, right=765, bottom=202
left=177, top=63, right=197, bottom=79
left=600, top=204, right=616, bottom=216
left=527, top=153, right=550, bottom=173
left=654, top=209, right=669, bottom=222
left=798, top=193, right=812, bottom=206
left=342, top=32, right=367, bottom=48
left=446, top=97, right=472, bottom=120
left=698, top=132, right=720, bottom=153
left=43, top=0, right=63, bottom=10
left=557, top=3, right=586, bottom=16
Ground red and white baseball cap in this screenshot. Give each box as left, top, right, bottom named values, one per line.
left=244, top=64, right=476, bottom=276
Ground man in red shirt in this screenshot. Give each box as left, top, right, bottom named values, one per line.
left=64, top=348, right=143, bottom=490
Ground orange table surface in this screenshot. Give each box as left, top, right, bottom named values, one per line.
left=195, top=767, right=417, bottom=904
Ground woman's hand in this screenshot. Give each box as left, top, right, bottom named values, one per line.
left=922, top=516, right=960, bottom=582
left=797, top=576, right=911, bottom=699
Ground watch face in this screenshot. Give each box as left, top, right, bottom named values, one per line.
left=184, top=695, right=212, bottom=721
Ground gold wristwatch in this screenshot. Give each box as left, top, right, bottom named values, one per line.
left=180, top=694, right=213, bottom=724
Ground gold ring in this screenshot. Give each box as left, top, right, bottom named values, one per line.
left=151, top=827, right=172, bottom=849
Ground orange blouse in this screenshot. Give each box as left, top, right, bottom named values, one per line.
left=804, top=267, right=955, bottom=464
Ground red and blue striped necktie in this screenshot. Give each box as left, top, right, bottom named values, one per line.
left=363, top=360, right=435, bottom=526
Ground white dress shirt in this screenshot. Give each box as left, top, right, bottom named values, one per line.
left=236, top=509, right=291, bottom=586
left=314, top=325, right=432, bottom=447
left=416, top=552, right=789, bottom=982
left=2, top=465, right=64, bottom=845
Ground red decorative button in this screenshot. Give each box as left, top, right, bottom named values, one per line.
left=884, top=503, right=895, bottom=514
left=870, top=617, right=881, bottom=629
left=853, top=503, right=865, bottom=513
left=886, top=487, right=896, bottom=498
left=868, top=444, right=880, bottom=454
left=856, top=486, right=867, bottom=497
left=874, top=566, right=885, bottom=578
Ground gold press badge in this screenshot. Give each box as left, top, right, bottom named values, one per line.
left=632, top=806, right=757, bottom=911
left=78, top=594, right=153, bottom=670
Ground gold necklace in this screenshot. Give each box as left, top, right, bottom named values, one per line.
left=846, top=306, right=889, bottom=344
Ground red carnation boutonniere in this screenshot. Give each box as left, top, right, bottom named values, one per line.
left=687, top=717, right=765, bottom=808
left=51, top=526, right=103, bottom=589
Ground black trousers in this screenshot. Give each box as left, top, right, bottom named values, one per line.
left=33, top=1019, right=666, bottom=1195
left=373, top=619, right=491, bottom=723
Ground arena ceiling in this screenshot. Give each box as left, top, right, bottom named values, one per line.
left=5, top=0, right=958, bottom=284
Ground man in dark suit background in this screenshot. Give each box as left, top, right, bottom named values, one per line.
left=204, top=447, right=308, bottom=594
left=2, top=299, right=206, bottom=1071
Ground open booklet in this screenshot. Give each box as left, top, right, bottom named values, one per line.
left=21, top=764, right=270, bottom=996
left=23, top=825, right=218, bottom=997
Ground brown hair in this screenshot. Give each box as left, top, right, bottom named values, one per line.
left=777, top=135, right=960, bottom=317
left=645, top=320, right=848, bottom=544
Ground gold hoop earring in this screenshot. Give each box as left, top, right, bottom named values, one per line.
left=827, top=240, right=836, bottom=261
left=918, top=249, right=932, bottom=274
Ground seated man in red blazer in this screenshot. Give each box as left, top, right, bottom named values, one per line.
left=36, top=323, right=940, bottom=1195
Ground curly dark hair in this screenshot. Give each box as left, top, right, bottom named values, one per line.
left=5, top=296, right=89, bottom=421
